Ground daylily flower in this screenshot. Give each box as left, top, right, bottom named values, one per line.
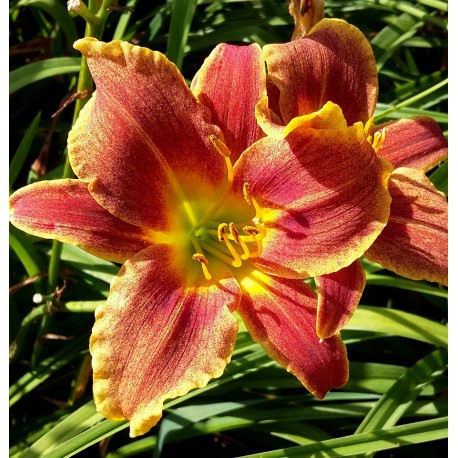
left=254, top=17, right=448, bottom=339
left=9, top=37, right=393, bottom=436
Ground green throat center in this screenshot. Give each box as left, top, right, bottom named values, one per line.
left=187, top=137, right=266, bottom=280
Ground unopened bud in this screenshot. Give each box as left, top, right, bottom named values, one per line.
left=67, top=0, right=82, bottom=12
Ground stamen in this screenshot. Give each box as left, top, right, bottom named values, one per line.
left=243, top=225, right=260, bottom=236
left=209, top=135, right=232, bottom=158
left=228, top=222, right=240, bottom=243
left=243, top=183, right=263, bottom=220
left=191, top=235, right=212, bottom=280
left=238, top=238, right=251, bottom=260
left=364, top=117, right=386, bottom=153
left=364, top=117, right=374, bottom=137
left=193, top=138, right=235, bottom=231
left=372, top=128, right=386, bottom=153
left=192, top=253, right=208, bottom=265
left=248, top=237, right=263, bottom=258
left=217, top=223, right=228, bottom=241
left=218, top=223, right=242, bottom=266
left=201, top=240, right=242, bottom=268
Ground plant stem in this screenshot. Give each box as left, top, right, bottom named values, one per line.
left=31, top=0, right=115, bottom=368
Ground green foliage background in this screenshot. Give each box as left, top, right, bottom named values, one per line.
left=9, top=0, right=448, bottom=457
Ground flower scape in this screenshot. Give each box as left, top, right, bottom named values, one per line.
left=9, top=16, right=447, bottom=437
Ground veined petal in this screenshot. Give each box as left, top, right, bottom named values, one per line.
left=233, top=121, right=392, bottom=278
left=237, top=268, right=348, bottom=398
left=263, top=19, right=378, bottom=126
left=375, top=117, right=448, bottom=172
left=91, top=244, right=240, bottom=437
left=191, top=43, right=266, bottom=162
left=315, top=259, right=365, bottom=339
left=9, top=180, right=153, bottom=263
left=365, top=168, right=448, bottom=285
left=70, top=38, right=227, bottom=231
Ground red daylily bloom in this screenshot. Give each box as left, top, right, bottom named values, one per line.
left=9, top=38, right=392, bottom=436
left=254, top=18, right=448, bottom=339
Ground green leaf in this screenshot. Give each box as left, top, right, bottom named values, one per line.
left=345, top=306, right=447, bottom=347
left=15, top=0, right=79, bottom=45
left=166, top=0, right=198, bottom=69
left=22, top=401, right=105, bottom=458
left=374, top=103, right=447, bottom=123
left=371, top=12, right=421, bottom=71
left=365, top=274, right=448, bottom=298
left=9, top=57, right=81, bottom=94
left=10, top=338, right=87, bottom=407
left=9, top=225, right=46, bottom=278
left=429, top=159, right=448, bottom=194
left=356, top=348, right=447, bottom=436
left=237, top=417, right=448, bottom=457
left=29, top=350, right=274, bottom=457
left=9, top=112, right=42, bottom=188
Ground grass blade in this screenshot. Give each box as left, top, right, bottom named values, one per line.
left=356, top=348, right=447, bottom=434
left=9, top=112, right=42, bottom=188
left=10, top=57, right=81, bottom=94
left=238, top=417, right=448, bottom=457
left=345, top=306, right=447, bottom=347
left=166, top=0, right=198, bottom=69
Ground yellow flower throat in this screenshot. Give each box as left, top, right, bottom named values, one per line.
left=189, top=136, right=266, bottom=280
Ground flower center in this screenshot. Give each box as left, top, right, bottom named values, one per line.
left=189, top=137, right=266, bottom=280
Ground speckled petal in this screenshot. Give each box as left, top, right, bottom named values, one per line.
left=9, top=179, right=153, bottom=263
left=365, top=168, right=448, bottom=285
left=191, top=43, right=266, bottom=162
left=91, top=244, right=240, bottom=437
left=237, top=268, right=348, bottom=398
left=69, top=38, right=227, bottom=232
left=315, top=260, right=366, bottom=339
left=375, top=117, right=448, bottom=172
left=263, top=18, right=378, bottom=126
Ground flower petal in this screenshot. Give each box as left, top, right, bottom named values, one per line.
left=365, top=168, right=448, bottom=285
left=237, top=268, right=348, bottom=398
left=70, top=38, right=227, bottom=231
left=191, top=43, right=266, bottom=162
left=376, top=117, right=448, bottom=172
left=289, top=0, right=325, bottom=39
left=315, top=259, right=365, bottom=339
left=263, top=18, right=378, bottom=126
left=9, top=180, right=153, bottom=263
left=233, top=121, right=392, bottom=278
left=256, top=99, right=348, bottom=139
left=91, top=244, right=240, bottom=437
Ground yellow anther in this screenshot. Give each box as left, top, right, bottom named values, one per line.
left=192, top=253, right=209, bottom=265
left=243, top=225, right=260, bottom=236
left=209, top=135, right=232, bottom=158
left=228, top=222, right=240, bottom=243
left=192, top=253, right=211, bottom=280
left=217, top=223, right=228, bottom=241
